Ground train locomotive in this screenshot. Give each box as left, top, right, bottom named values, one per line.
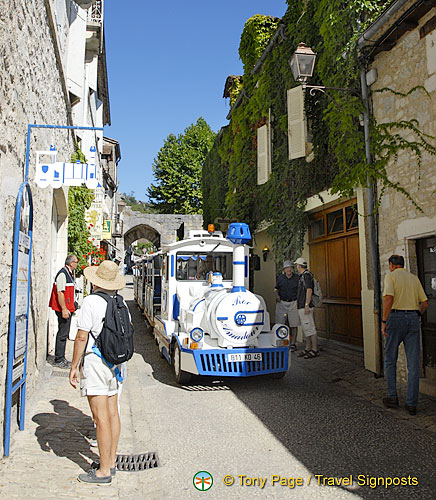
left=134, top=222, right=290, bottom=383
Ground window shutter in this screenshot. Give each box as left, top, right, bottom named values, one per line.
left=287, top=86, right=306, bottom=160
left=257, top=124, right=269, bottom=185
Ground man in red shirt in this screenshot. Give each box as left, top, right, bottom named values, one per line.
left=49, top=255, right=78, bottom=368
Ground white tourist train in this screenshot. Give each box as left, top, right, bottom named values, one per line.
left=133, top=223, right=290, bottom=383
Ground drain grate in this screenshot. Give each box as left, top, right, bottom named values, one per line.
left=51, top=370, right=70, bottom=377
left=184, top=384, right=231, bottom=391
left=116, top=452, right=160, bottom=471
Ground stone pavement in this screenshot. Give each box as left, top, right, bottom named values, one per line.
left=0, top=359, right=164, bottom=500
left=1, top=278, right=435, bottom=499
left=0, top=282, right=164, bottom=500
left=307, top=342, right=436, bottom=435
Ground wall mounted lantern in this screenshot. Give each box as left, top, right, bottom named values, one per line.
left=75, top=0, right=93, bottom=9
left=290, top=42, right=359, bottom=97
left=117, top=200, right=126, bottom=214
left=290, top=42, right=317, bottom=83
left=262, top=245, right=270, bottom=262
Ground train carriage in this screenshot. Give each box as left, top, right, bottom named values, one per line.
left=134, top=223, right=290, bottom=383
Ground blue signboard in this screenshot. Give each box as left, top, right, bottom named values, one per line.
left=3, top=123, right=104, bottom=457
left=4, top=181, right=33, bottom=457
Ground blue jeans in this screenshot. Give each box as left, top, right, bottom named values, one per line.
left=385, top=310, right=421, bottom=406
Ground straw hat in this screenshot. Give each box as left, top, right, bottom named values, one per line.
left=83, top=260, right=125, bottom=291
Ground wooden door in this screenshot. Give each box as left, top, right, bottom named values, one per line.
left=417, top=237, right=436, bottom=368
left=309, top=202, right=363, bottom=346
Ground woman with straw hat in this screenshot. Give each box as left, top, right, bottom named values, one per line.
left=69, top=260, right=127, bottom=485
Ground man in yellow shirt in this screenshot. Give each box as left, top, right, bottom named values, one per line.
left=382, top=255, right=428, bottom=415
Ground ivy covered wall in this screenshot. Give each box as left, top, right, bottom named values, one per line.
left=202, top=0, right=393, bottom=261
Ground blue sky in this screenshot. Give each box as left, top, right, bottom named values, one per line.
left=104, top=1, right=287, bottom=200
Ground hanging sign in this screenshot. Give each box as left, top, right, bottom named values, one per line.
left=102, top=220, right=112, bottom=239
left=34, top=145, right=99, bottom=189
left=85, top=201, right=103, bottom=241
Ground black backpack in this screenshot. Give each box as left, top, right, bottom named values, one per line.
left=90, top=291, right=134, bottom=365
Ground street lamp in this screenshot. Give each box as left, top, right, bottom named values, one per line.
left=290, top=42, right=317, bottom=83
left=290, top=43, right=359, bottom=97
left=75, top=0, right=94, bottom=9
left=117, top=200, right=126, bottom=213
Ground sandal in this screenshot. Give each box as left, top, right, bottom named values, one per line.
left=290, top=344, right=297, bottom=352
left=304, top=350, right=319, bottom=359
left=298, top=349, right=310, bottom=357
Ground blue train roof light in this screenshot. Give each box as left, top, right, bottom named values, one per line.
left=227, top=223, right=251, bottom=244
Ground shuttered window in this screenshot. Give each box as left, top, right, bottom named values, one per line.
left=287, top=86, right=306, bottom=160
left=257, top=124, right=270, bottom=185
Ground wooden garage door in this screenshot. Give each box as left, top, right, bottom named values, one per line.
left=309, top=201, right=363, bottom=346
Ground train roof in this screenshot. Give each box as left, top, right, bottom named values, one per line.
left=161, top=230, right=234, bottom=253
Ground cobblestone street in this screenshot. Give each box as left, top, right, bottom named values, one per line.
left=1, top=279, right=435, bottom=499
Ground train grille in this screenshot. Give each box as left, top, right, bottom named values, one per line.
left=193, top=348, right=288, bottom=377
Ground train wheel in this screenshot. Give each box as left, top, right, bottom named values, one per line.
left=173, top=343, right=192, bottom=385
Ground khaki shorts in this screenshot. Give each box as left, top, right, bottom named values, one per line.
left=298, top=308, right=317, bottom=338
left=275, top=300, right=300, bottom=327
left=80, top=353, right=120, bottom=397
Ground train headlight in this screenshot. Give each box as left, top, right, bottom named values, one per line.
left=276, top=326, right=289, bottom=339
left=190, top=328, right=204, bottom=342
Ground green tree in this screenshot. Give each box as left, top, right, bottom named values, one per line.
left=147, top=117, right=216, bottom=214
left=121, top=191, right=156, bottom=213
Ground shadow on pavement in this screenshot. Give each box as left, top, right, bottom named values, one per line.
left=127, top=297, right=436, bottom=499
left=226, top=370, right=436, bottom=499
left=32, top=399, right=99, bottom=472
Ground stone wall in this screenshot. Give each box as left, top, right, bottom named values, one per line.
left=122, top=209, right=203, bottom=248
left=0, top=0, right=75, bottom=451
left=371, top=7, right=436, bottom=387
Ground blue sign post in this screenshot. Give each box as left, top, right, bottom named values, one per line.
left=4, top=181, right=33, bottom=457
left=4, top=123, right=103, bottom=457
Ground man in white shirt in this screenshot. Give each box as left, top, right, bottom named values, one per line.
left=69, top=260, right=126, bottom=485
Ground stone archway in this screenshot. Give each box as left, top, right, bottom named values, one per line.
left=124, top=223, right=161, bottom=248
left=118, top=208, right=203, bottom=265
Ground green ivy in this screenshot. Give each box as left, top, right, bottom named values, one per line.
left=67, top=147, right=95, bottom=274
left=228, top=77, right=243, bottom=107
left=202, top=1, right=435, bottom=264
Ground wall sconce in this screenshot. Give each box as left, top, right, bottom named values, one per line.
left=290, top=42, right=359, bottom=99
left=262, top=245, right=270, bottom=262
left=117, top=200, right=126, bottom=214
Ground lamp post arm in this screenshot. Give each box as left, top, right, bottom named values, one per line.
left=302, top=84, right=360, bottom=97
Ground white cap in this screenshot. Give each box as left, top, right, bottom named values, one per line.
left=294, top=257, right=307, bottom=266
left=283, top=260, right=293, bottom=268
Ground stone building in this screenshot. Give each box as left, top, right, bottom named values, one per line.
left=0, top=0, right=111, bottom=452
left=358, top=0, right=436, bottom=397
left=253, top=0, right=436, bottom=398
left=222, top=23, right=375, bottom=372
left=214, top=1, right=435, bottom=403
left=100, top=136, right=125, bottom=264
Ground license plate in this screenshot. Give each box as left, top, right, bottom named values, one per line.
left=227, top=353, right=262, bottom=362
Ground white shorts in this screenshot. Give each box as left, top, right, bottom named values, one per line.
left=276, top=300, right=300, bottom=328
left=80, top=353, right=120, bottom=397
left=298, top=308, right=317, bottom=338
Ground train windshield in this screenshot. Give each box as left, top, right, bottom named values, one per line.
left=176, top=252, right=233, bottom=281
